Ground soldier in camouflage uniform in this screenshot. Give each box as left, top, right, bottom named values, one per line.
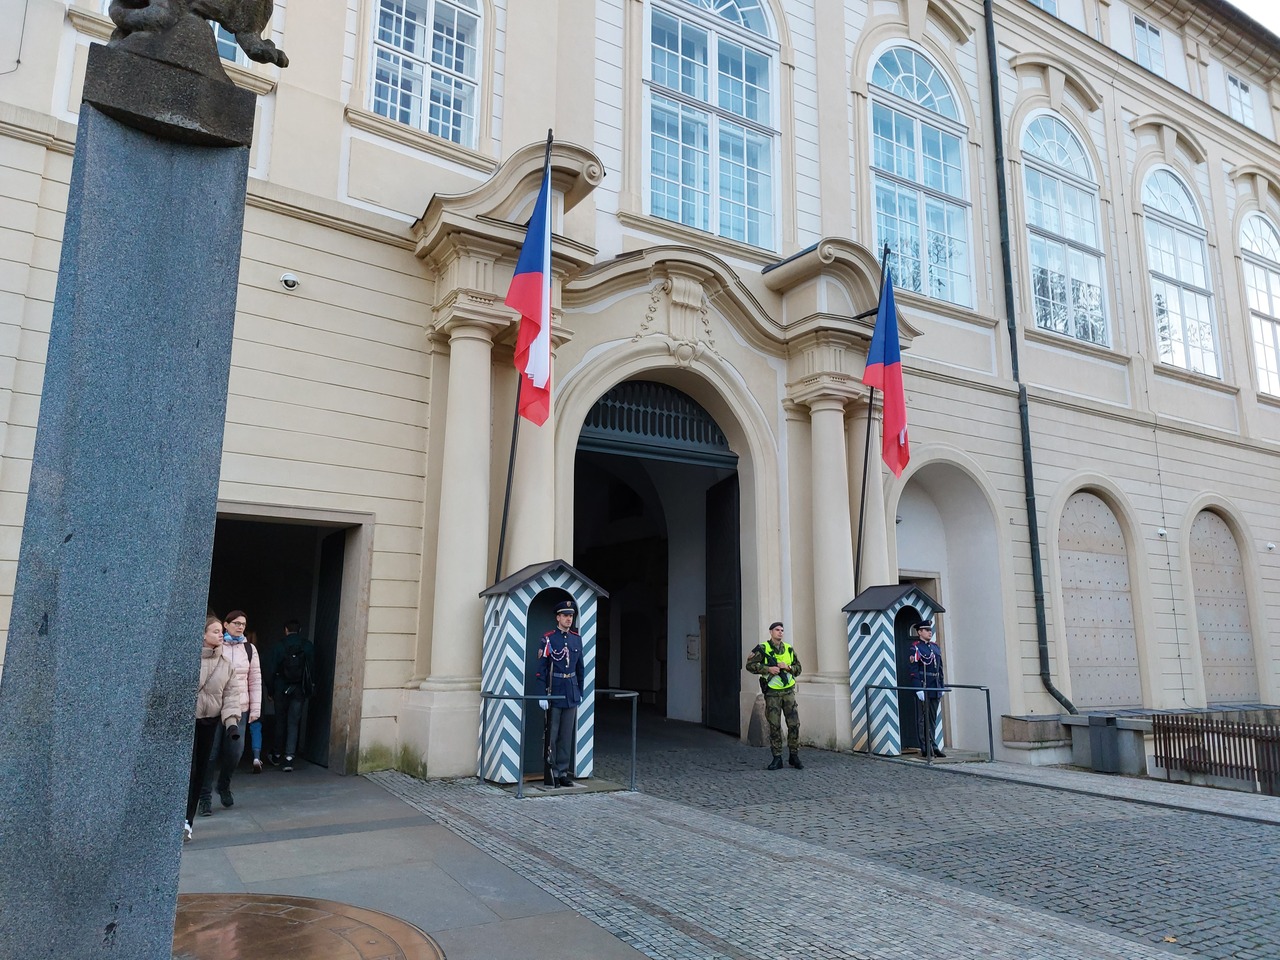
left=746, top=621, right=803, bottom=769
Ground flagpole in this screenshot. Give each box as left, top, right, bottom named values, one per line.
left=495, top=129, right=554, bottom=585
left=854, top=243, right=892, bottom=595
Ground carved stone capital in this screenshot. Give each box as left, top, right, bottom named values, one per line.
left=786, top=373, right=864, bottom=411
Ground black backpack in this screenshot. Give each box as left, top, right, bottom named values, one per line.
left=277, top=642, right=311, bottom=696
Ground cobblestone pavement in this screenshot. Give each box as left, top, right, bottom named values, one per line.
left=588, top=713, right=1280, bottom=960
left=369, top=710, right=1280, bottom=960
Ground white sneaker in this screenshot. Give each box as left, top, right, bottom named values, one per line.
left=183, top=821, right=193, bottom=843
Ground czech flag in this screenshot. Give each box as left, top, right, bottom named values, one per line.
left=861, top=269, right=910, bottom=477
left=504, top=160, right=553, bottom=425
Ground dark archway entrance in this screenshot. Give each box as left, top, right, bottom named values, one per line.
left=572, top=381, right=741, bottom=733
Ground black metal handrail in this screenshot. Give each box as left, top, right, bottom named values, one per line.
left=479, top=691, right=564, bottom=799
left=595, top=688, right=639, bottom=791
left=861, top=683, right=994, bottom=764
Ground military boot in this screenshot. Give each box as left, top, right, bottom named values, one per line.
left=767, top=755, right=783, bottom=770
left=788, top=752, right=804, bottom=769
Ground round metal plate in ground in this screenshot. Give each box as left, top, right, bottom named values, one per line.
left=173, top=893, right=444, bottom=960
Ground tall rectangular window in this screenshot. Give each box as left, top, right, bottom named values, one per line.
left=1133, top=17, right=1165, bottom=76
left=1228, top=76, right=1256, bottom=130
left=371, top=0, right=480, bottom=148
left=646, top=2, right=777, bottom=249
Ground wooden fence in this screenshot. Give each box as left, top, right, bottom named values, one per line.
left=1152, top=713, right=1280, bottom=796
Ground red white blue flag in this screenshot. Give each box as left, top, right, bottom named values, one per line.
left=504, top=160, right=553, bottom=425
left=861, top=269, right=910, bottom=477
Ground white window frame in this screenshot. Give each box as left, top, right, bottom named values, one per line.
left=1228, top=75, right=1256, bottom=130
left=1133, top=16, right=1165, bottom=76
left=1142, top=168, right=1218, bottom=377
left=1241, top=213, right=1280, bottom=395
left=869, top=46, right=972, bottom=308
left=643, top=0, right=780, bottom=250
left=1021, top=115, right=1107, bottom=346
left=1028, top=0, right=1058, bottom=14
left=368, top=0, right=481, bottom=148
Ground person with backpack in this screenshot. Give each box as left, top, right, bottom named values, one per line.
left=269, top=619, right=314, bottom=771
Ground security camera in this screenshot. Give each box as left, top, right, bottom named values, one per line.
left=280, top=272, right=300, bottom=290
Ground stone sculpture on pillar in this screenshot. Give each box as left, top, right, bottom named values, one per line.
left=0, top=10, right=283, bottom=960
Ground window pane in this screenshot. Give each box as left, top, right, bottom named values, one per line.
left=1025, top=168, right=1061, bottom=234
left=651, top=11, right=708, bottom=101
left=650, top=96, right=710, bottom=231
left=922, top=125, right=962, bottom=197
left=372, top=48, right=424, bottom=126
left=925, top=199, right=969, bottom=305
left=875, top=178, right=921, bottom=293
left=1145, top=220, right=1177, bottom=278
left=431, top=4, right=478, bottom=79
left=1031, top=235, right=1069, bottom=334
left=378, top=0, right=427, bottom=57
left=1061, top=182, right=1097, bottom=247
left=1068, top=248, right=1106, bottom=344
left=1254, top=315, right=1280, bottom=395
left=428, top=70, right=474, bottom=144
left=871, top=104, right=915, bottom=179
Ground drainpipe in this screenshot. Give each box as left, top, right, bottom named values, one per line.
left=983, top=0, right=1076, bottom=715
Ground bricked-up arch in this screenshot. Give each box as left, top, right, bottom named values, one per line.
left=1190, top=510, right=1259, bottom=704
left=1059, top=492, right=1143, bottom=709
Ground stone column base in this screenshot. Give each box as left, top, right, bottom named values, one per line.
left=399, top=686, right=482, bottom=779
left=795, top=675, right=856, bottom=752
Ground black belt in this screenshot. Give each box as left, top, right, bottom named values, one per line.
left=553, top=672, right=575, bottom=678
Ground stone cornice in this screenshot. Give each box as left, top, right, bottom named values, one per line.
left=245, top=181, right=415, bottom=250
left=0, top=101, right=76, bottom=155
left=1130, top=113, right=1208, bottom=166
left=786, top=373, right=865, bottom=409
left=1009, top=52, right=1104, bottom=113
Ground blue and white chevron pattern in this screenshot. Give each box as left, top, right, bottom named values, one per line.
left=478, top=566, right=598, bottom=784
left=846, top=593, right=940, bottom=756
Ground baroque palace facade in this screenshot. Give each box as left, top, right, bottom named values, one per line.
left=1, top=0, right=1278, bottom=775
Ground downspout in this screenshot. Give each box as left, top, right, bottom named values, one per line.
left=982, top=0, right=1077, bottom=714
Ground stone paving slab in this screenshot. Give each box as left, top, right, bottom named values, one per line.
left=372, top=771, right=1184, bottom=960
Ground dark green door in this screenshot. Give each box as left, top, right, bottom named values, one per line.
left=705, top=475, right=740, bottom=735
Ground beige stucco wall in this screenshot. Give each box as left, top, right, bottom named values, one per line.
left=1, top=0, right=1278, bottom=772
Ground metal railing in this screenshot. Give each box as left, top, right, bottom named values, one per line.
left=1152, top=713, right=1280, bottom=796
left=479, top=692, right=564, bottom=799
left=861, top=683, right=994, bottom=763
left=596, top=688, right=639, bottom=792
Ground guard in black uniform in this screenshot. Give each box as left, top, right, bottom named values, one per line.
left=908, top=620, right=946, bottom=759
left=536, top=598, right=584, bottom=786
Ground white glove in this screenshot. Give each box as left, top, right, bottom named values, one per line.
left=916, top=690, right=925, bottom=701
left=538, top=699, right=549, bottom=711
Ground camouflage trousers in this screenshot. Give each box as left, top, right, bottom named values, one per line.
left=764, top=689, right=800, bottom=755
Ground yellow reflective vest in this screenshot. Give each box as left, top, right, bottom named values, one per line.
left=761, top=641, right=797, bottom=691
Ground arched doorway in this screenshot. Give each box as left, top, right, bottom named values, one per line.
left=572, top=380, right=741, bottom=733
left=895, top=459, right=1009, bottom=754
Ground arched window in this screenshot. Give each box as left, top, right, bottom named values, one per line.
left=870, top=47, right=970, bottom=306
left=1142, top=169, right=1217, bottom=376
left=1022, top=116, right=1106, bottom=345
left=646, top=0, right=777, bottom=248
left=370, top=0, right=481, bottom=147
left=1241, top=213, right=1280, bottom=395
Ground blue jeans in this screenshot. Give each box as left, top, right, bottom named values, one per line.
left=248, top=718, right=262, bottom=758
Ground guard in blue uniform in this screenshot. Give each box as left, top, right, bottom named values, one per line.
left=908, top=620, right=946, bottom=759
left=536, top=598, right=584, bottom=787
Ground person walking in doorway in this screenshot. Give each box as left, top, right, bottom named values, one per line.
left=908, top=620, right=946, bottom=759
left=185, top=616, right=241, bottom=841
left=746, top=621, right=803, bottom=770
left=269, top=619, right=314, bottom=772
left=199, top=610, right=261, bottom=815
left=536, top=599, right=584, bottom=787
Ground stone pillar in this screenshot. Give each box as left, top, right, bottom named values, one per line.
left=427, top=319, right=498, bottom=683
left=409, top=316, right=500, bottom=776
left=850, top=401, right=891, bottom=590
left=807, top=397, right=858, bottom=681
left=0, top=42, right=256, bottom=959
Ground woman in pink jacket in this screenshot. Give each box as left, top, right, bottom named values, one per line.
left=185, top=617, right=241, bottom=841
left=197, top=609, right=261, bottom=816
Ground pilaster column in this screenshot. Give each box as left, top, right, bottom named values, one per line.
left=425, top=317, right=501, bottom=688
left=807, top=395, right=857, bottom=680
left=849, top=401, right=891, bottom=590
